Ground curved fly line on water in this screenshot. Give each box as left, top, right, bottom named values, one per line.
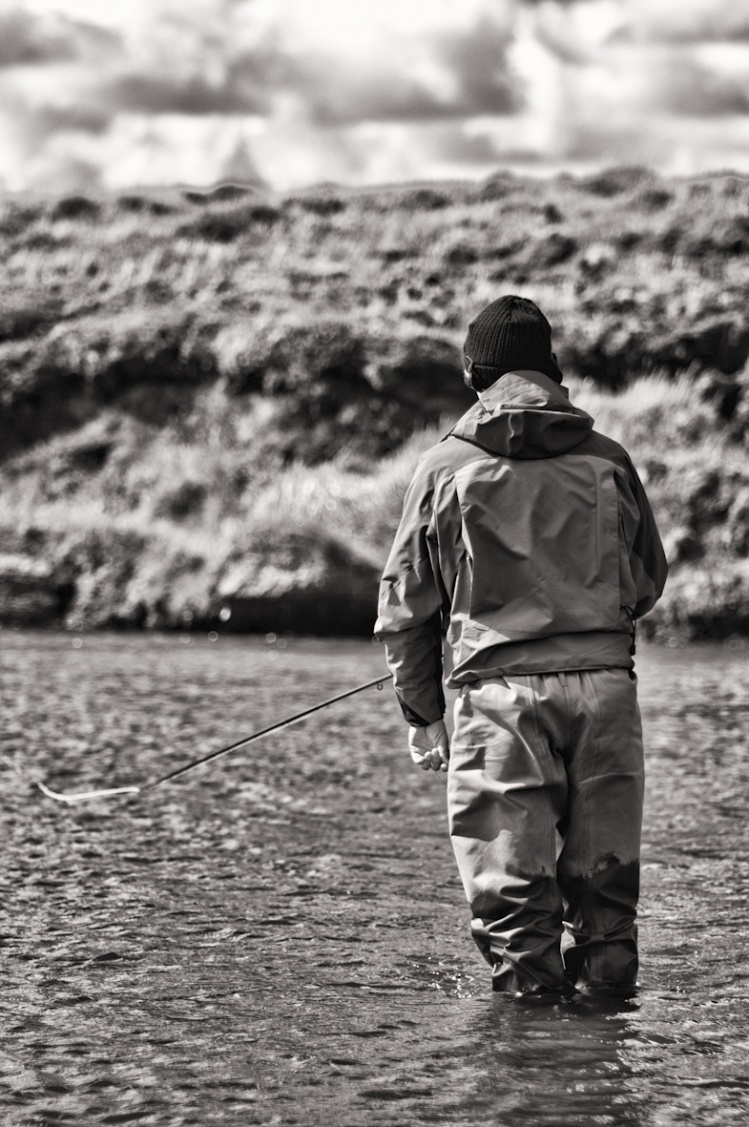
left=37, top=674, right=396, bottom=804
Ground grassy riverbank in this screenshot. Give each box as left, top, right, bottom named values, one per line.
left=1, top=170, right=748, bottom=639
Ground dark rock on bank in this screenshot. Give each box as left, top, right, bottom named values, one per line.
left=0, top=553, right=73, bottom=625
left=559, top=313, right=749, bottom=387
left=51, top=196, right=102, bottom=221
left=0, top=308, right=219, bottom=459
left=0, top=526, right=382, bottom=636
left=0, top=296, right=64, bottom=344
left=651, top=566, right=749, bottom=642
left=217, top=533, right=380, bottom=636
left=227, top=322, right=471, bottom=462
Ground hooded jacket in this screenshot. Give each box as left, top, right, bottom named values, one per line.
left=374, top=370, right=668, bottom=726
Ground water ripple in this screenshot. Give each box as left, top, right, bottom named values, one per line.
left=2, top=633, right=749, bottom=1125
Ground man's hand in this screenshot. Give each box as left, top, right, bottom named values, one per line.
left=408, top=720, right=450, bottom=773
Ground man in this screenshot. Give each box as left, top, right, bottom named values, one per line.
left=374, top=295, right=668, bottom=997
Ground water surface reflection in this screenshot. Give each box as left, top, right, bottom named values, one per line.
left=1, top=634, right=748, bottom=1125
left=451, top=994, right=642, bottom=1126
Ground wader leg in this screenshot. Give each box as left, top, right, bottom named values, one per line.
left=448, top=676, right=570, bottom=994
left=556, top=670, right=645, bottom=993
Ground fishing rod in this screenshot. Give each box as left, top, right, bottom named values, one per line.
left=37, top=673, right=393, bottom=805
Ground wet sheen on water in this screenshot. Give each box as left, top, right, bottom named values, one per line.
left=2, top=632, right=749, bottom=1126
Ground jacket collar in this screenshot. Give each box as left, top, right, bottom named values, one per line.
left=477, top=369, right=570, bottom=412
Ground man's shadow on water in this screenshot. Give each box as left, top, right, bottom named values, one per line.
left=450, top=992, right=645, bottom=1127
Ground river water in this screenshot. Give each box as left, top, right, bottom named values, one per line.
left=2, top=631, right=749, bottom=1126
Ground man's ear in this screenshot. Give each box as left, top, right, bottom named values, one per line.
left=463, top=356, right=477, bottom=391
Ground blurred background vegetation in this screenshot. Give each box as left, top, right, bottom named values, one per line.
left=1, top=168, right=748, bottom=640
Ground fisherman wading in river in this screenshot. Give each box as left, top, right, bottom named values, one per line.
left=375, top=295, right=668, bottom=997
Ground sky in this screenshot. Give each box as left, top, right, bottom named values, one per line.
left=0, top=0, right=748, bottom=192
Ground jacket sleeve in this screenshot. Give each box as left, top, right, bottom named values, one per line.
left=624, top=456, right=669, bottom=618
left=374, top=459, right=447, bottom=726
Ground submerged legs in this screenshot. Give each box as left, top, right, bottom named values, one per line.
left=448, top=670, right=644, bottom=995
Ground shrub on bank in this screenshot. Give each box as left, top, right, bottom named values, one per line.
left=1, top=369, right=747, bottom=639
left=1, top=172, right=749, bottom=637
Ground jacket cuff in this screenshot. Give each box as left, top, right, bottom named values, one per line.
left=396, top=687, right=445, bottom=727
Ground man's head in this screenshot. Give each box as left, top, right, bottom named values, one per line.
left=463, top=295, right=563, bottom=391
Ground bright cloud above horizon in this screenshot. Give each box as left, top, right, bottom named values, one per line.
left=1, top=0, right=748, bottom=193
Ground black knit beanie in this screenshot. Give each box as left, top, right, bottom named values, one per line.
left=463, top=295, right=563, bottom=390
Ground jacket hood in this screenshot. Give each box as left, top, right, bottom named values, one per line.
left=449, top=370, right=594, bottom=459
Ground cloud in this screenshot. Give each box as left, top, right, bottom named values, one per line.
left=257, top=58, right=466, bottom=126
left=0, top=7, right=118, bottom=67
left=99, top=72, right=267, bottom=116
left=649, top=51, right=749, bottom=116
left=420, top=124, right=510, bottom=166
left=31, top=101, right=111, bottom=134
left=0, top=9, right=71, bottom=65
left=0, top=0, right=748, bottom=193
left=610, top=0, right=749, bottom=45
left=433, top=15, right=523, bottom=116
left=226, top=5, right=520, bottom=126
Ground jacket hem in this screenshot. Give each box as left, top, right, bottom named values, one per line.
left=445, top=631, right=634, bottom=687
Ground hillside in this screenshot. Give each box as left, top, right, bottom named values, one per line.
left=1, top=169, right=748, bottom=641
